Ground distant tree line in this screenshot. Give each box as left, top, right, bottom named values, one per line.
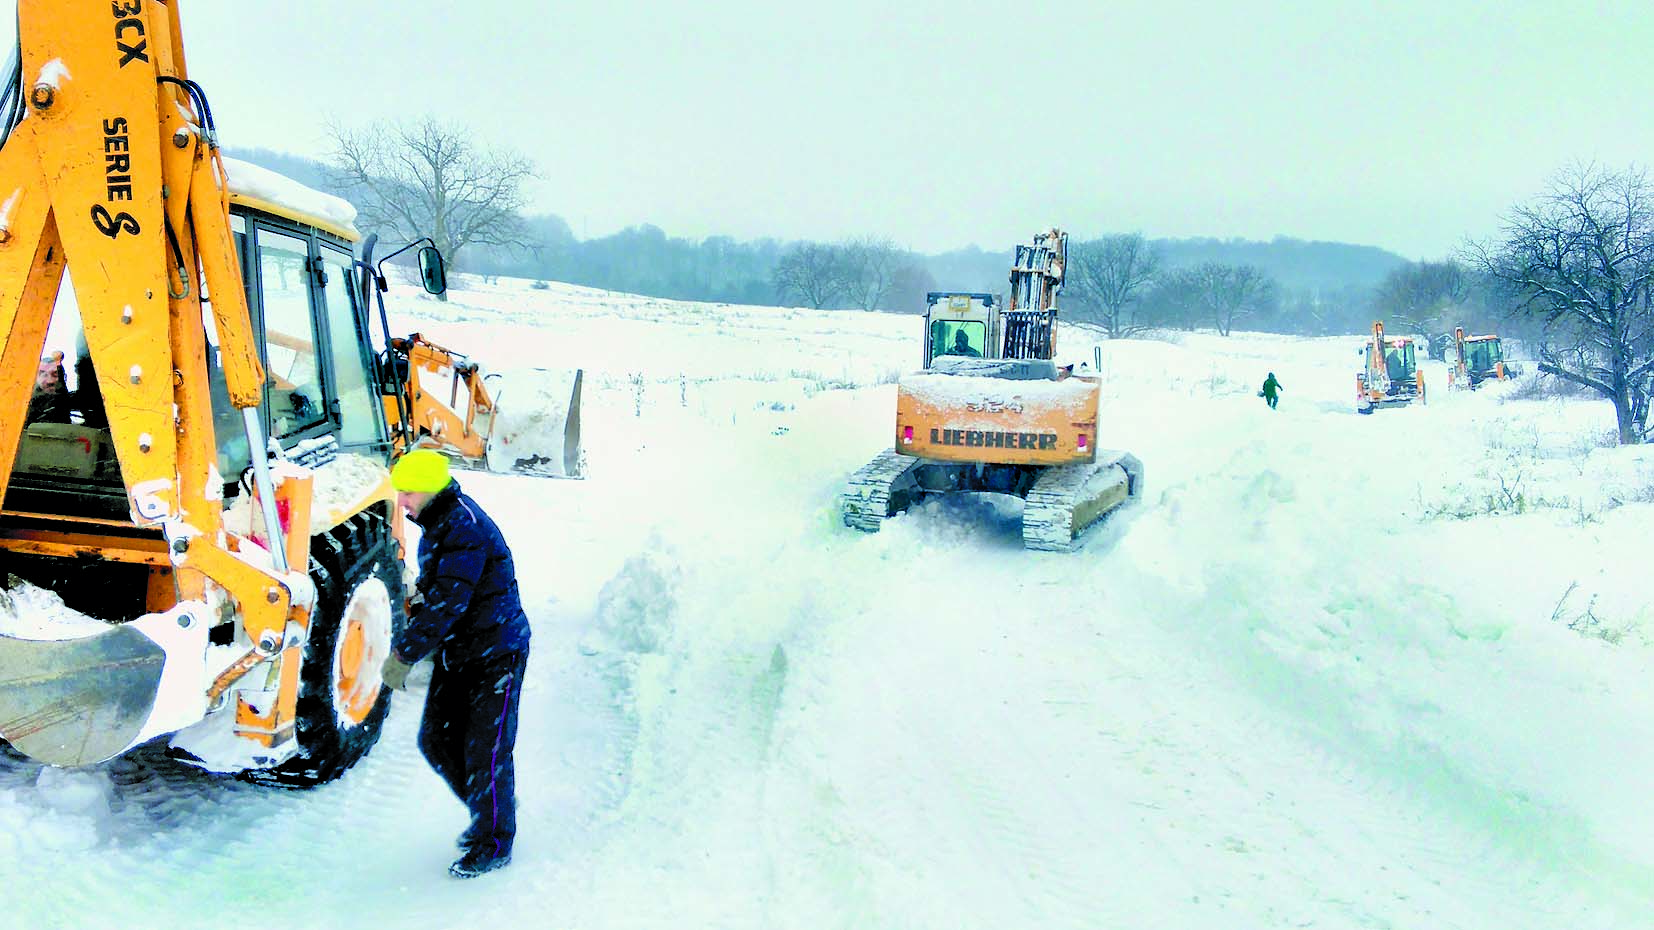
left=235, top=126, right=1654, bottom=445
left=225, top=127, right=1409, bottom=322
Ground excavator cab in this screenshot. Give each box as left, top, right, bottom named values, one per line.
left=924, top=293, right=995, bottom=365
left=9, top=184, right=388, bottom=511
left=1465, top=337, right=1502, bottom=374
left=1384, top=341, right=1418, bottom=383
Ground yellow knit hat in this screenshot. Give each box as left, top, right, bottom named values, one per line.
left=390, top=449, right=452, bottom=493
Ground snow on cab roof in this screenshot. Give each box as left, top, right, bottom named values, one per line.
left=220, top=156, right=359, bottom=242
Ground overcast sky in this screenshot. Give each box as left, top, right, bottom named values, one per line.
left=11, top=1, right=1653, bottom=258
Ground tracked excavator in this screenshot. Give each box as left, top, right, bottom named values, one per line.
left=1446, top=326, right=1518, bottom=390
left=0, top=1, right=562, bottom=784
left=842, top=230, right=1143, bottom=551
left=1356, top=321, right=1426, bottom=413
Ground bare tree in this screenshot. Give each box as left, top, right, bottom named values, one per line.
left=1065, top=234, right=1162, bottom=338
left=1372, top=260, right=1470, bottom=335
left=1470, top=164, right=1654, bottom=444
left=887, top=262, right=938, bottom=314
left=1140, top=270, right=1203, bottom=331
left=328, top=118, right=536, bottom=283
left=1184, top=262, right=1277, bottom=336
left=772, top=243, right=848, bottom=308
left=840, top=237, right=906, bottom=310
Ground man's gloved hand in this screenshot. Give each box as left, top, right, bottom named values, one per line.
left=381, top=652, right=414, bottom=692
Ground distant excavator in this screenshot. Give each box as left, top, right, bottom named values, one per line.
left=1356, top=321, right=1426, bottom=413
left=1446, top=327, right=1518, bottom=390
left=842, top=230, right=1143, bottom=551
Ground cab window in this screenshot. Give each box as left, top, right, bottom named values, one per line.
left=318, top=246, right=383, bottom=447
left=255, top=228, right=327, bottom=437
left=930, top=320, right=986, bottom=361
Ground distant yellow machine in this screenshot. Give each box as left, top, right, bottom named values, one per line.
left=1447, top=326, right=1517, bottom=390
left=843, top=230, right=1143, bottom=550
left=1356, top=321, right=1426, bottom=413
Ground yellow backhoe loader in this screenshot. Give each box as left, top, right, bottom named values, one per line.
left=1446, top=326, right=1518, bottom=390
left=1355, top=321, right=1426, bottom=413
left=0, top=1, right=507, bottom=785
left=842, top=229, right=1143, bottom=551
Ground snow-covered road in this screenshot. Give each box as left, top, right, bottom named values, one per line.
left=5, top=279, right=1650, bottom=929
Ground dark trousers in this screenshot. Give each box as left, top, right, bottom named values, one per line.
left=417, top=648, right=527, bottom=858
left=1265, top=393, right=1278, bottom=409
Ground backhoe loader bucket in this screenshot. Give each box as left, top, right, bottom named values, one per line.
left=481, top=367, right=584, bottom=479
left=0, top=606, right=208, bottom=767
left=386, top=334, right=584, bottom=479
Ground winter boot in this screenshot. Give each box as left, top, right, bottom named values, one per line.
left=450, top=843, right=512, bottom=879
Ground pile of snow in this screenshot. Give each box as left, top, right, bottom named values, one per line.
left=0, top=576, right=112, bottom=641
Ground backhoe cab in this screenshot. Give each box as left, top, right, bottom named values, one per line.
left=1356, top=321, right=1425, bottom=414
left=0, top=2, right=438, bottom=785
left=1447, top=327, right=1518, bottom=390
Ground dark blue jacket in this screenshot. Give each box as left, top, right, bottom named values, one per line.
left=393, top=481, right=531, bottom=667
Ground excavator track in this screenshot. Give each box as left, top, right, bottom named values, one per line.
left=1021, top=452, right=1144, bottom=552
left=841, top=448, right=925, bottom=533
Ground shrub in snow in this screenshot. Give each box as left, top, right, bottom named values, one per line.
left=1498, top=372, right=1596, bottom=403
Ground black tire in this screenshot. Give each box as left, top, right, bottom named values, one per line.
left=244, top=506, right=405, bottom=788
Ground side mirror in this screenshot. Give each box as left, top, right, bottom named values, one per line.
left=418, top=246, right=447, bottom=296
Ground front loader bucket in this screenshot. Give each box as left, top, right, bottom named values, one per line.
left=0, top=607, right=208, bottom=767
left=483, top=368, right=584, bottom=478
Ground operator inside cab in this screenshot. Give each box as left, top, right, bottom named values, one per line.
left=27, top=352, right=70, bottom=425
left=931, top=321, right=985, bottom=360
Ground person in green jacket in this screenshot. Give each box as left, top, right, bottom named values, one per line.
left=1260, top=372, right=1283, bottom=409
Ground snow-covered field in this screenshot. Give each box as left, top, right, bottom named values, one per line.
left=4, top=275, right=1652, bottom=929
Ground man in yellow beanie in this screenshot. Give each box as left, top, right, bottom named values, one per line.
left=381, top=449, right=531, bottom=879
